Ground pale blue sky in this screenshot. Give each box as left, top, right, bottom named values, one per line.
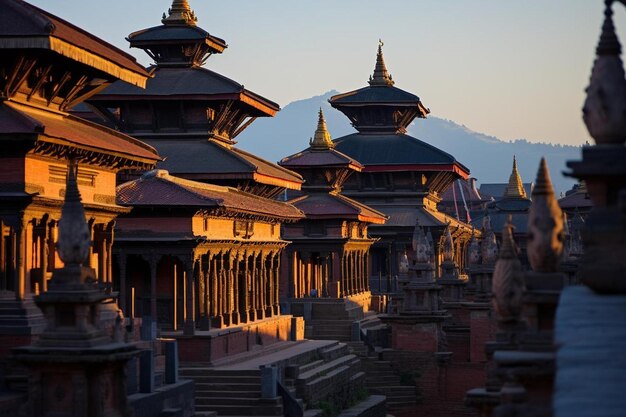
left=30, top=0, right=624, bottom=146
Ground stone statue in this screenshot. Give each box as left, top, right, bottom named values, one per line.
left=412, top=223, right=430, bottom=263
left=443, top=224, right=454, bottom=263
left=527, top=158, right=564, bottom=272
left=57, top=161, right=91, bottom=267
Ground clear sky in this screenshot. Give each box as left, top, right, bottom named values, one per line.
left=30, top=0, right=623, bottom=146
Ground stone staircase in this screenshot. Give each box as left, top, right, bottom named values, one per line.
left=179, top=368, right=284, bottom=416
left=360, top=357, right=417, bottom=410
left=304, top=299, right=365, bottom=341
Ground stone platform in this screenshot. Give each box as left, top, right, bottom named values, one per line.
left=163, top=314, right=304, bottom=364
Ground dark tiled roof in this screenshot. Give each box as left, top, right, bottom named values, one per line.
left=129, top=25, right=226, bottom=47
left=280, top=148, right=363, bottom=169
left=146, top=139, right=302, bottom=189
left=471, top=211, right=529, bottom=234
left=330, top=86, right=421, bottom=104
left=333, top=132, right=469, bottom=172
left=559, top=190, right=592, bottom=209
left=117, top=170, right=303, bottom=221
left=479, top=183, right=534, bottom=200
left=441, top=179, right=485, bottom=202
left=1, top=102, right=159, bottom=162
left=372, top=205, right=471, bottom=229
left=96, top=66, right=279, bottom=114
left=289, top=193, right=386, bottom=224
left=0, top=1, right=149, bottom=85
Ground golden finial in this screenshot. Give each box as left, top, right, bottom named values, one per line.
left=504, top=156, right=527, bottom=199
left=309, top=108, right=334, bottom=149
left=369, top=40, right=394, bottom=87
left=162, top=0, right=198, bottom=26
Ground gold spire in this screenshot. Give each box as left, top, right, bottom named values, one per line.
left=162, top=0, right=197, bottom=26
left=309, top=108, right=334, bottom=150
left=504, top=156, right=527, bottom=199
left=368, top=39, right=394, bottom=87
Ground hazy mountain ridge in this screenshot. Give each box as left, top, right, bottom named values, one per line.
left=236, top=91, right=580, bottom=194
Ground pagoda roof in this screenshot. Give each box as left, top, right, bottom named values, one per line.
left=288, top=193, right=387, bottom=224
left=471, top=210, right=530, bottom=235
left=148, top=139, right=303, bottom=190
left=333, top=132, right=469, bottom=177
left=330, top=85, right=426, bottom=107
left=559, top=188, right=592, bottom=210
left=280, top=148, right=363, bottom=170
left=117, top=170, right=303, bottom=222
left=94, top=66, right=279, bottom=116
left=128, top=24, right=226, bottom=50
left=373, top=205, right=471, bottom=229
left=0, top=0, right=150, bottom=87
left=479, top=183, right=534, bottom=200
left=0, top=101, right=159, bottom=167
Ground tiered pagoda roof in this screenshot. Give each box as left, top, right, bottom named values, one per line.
left=280, top=109, right=386, bottom=225
left=329, top=42, right=469, bottom=180
left=88, top=0, right=302, bottom=196
left=0, top=0, right=159, bottom=174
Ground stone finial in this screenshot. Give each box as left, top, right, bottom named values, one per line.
left=57, top=160, right=91, bottom=267
left=412, top=222, right=430, bottom=263
left=443, top=224, right=455, bottom=263
left=468, top=227, right=481, bottom=265
left=504, top=156, right=527, bottom=199
left=492, top=217, right=525, bottom=322
left=582, top=1, right=626, bottom=145
left=426, top=229, right=435, bottom=262
left=481, top=213, right=498, bottom=265
left=527, top=158, right=565, bottom=272
left=162, top=0, right=198, bottom=26
left=309, top=108, right=334, bottom=149
left=368, top=39, right=395, bottom=87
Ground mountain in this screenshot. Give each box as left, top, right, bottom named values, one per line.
left=235, top=91, right=580, bottom=195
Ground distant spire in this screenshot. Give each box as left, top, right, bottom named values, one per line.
left=162, top=0, right=197, bottom=26
left=504, top=156, right=527, bottom=199
left=368, top=39, right=395, bottom=87
left=309, top=108, right=335, bottom=149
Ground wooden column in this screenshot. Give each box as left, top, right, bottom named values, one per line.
left=274, top=250, right=281, bottom=315
left=0, top=220, right=5, bottom=291
left=231, top=250, right=240, bottom=325
left=365, top=250, right=370, bottom=291
left=118, top=252, right=127, bottom=313
left=39, top=217, right=49, bottom=293
left=15, top=218, right=26, bottom=301
left=197, top=255, right=206, bottom=325
left=183, top=257, right=195, bottom=335
left=106, top=222, right=114, bottom=286
left=149, top=253, right=157, bottom=320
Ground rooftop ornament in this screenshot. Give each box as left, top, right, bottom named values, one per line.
left=504, top=156, right=527, bottom=200
left=412, top=221, right=431, bottom=264
left=162, top=0, right=198, bottom=26
left=309, top=108, right=335, bottom=150
left=442, top=224, right=455, bottom=264
left=368, top=39, right=395, bottom=87
left=481, top=213, right=498, bottom=265
left=468, top=227, right=481, bottom=265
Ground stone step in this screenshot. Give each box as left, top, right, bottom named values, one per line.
left=180, top=368, right=261, bottom=377
left=195, top=382, right=261, bottom=392
left=185, top=375, right=261, bottom=384
left=297, top=354, right=359, bottom=384
left=195, top=402, right=283, bottom=416
left=318, top=343, right=349, bottom=361
left=196, top=397, right=264, bottom=406
left=197, top=390, right=261, bottom=399
left=303, top=409, right=324, bottom=417
left=297, top=359, right=325, bottom=374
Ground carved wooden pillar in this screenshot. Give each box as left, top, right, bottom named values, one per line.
left=224, top=251, right=233, bottom=326
left=86, top=218, right=95, bottom=270
left=231, top=250, right=240, bottom=325
left=256, top=251, right=265, bottom=320
left=183, top=257, right=196, bottom=335
left=15, top=217, right=26, bottom=301
left=263, top=251, right=271, bottom=317
left=118, top=252, right=127, bottom=314
left=197, top=254, right=206, bottom=324
left=365, top=250, right=370, bottom=291
left=149, top=252, right=157, bottom=320
left=39, top=216, right=49, bottom=293
left=211, top=251, right=223, bottom=328
left=0, top=220, right=5, bottom=291
left=98, top=225, right=107, bottom=286
left=106, top=221, right=114, bottom=286
left=274, top=250, right=281, bottom=315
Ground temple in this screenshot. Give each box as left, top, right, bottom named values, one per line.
left=279, top=109, right=387, bottom=339
left=329, top=42, right=475, bottom=287
left=0, top=0, right=159, bottom=351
